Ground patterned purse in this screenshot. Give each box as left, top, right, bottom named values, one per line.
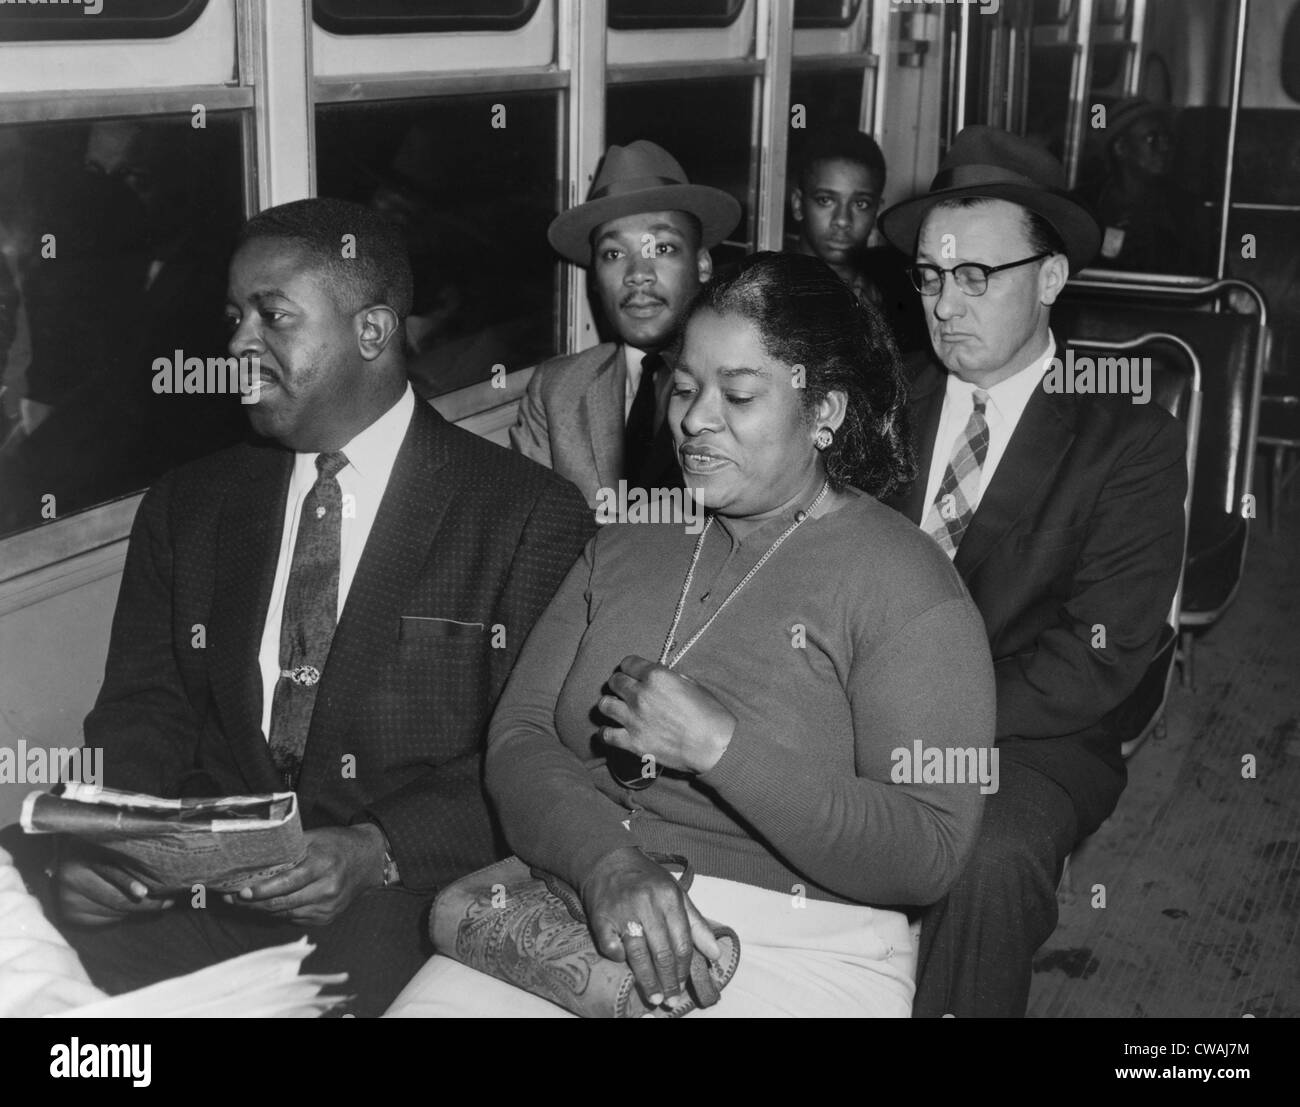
left=430, top=852, right=741, bottom=1018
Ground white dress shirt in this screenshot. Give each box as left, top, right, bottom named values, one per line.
left=257, top=385, right=416, bottom=740
left=623, top=344, right=647, bottom=421
left=922, top=333, right=1057, bottom=518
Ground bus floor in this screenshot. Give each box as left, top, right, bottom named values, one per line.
left=1027, top=495, right=1300, bottom=1018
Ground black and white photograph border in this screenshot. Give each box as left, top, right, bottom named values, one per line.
left=0, top=0, right=1295, bottom=1067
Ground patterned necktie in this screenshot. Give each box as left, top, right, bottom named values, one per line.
left=924, top=389, right=990, bottom=558
left=624, top=350, right=664, bottom=482
left=268, top=450, right=348, bottom=789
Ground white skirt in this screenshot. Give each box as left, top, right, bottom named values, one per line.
left=385, top=874, right=917, bottom=1018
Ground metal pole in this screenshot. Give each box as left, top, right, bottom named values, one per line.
left=558, top=0, right=607, bottom=353
left=1126, top=0, right=1148, bottom=96
left=1216, top=0, right=1249, bottom=281
left=1063, top=0, right=1096, bottom=188
left=955, top=0, right=971, bottom=135
left=755, top=0, right=794, bottom=253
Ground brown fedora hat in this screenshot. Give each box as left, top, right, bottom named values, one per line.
left=548, top=140, right=742, bottom=266
left=878, top=125, right=1101, bottom=271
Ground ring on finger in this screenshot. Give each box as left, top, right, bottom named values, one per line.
left=623, top=920, right=645, bottom=939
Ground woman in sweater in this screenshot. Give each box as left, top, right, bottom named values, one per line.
left=391, top=251, right=995, bottom=1017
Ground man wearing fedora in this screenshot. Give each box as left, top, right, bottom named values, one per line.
left=878, top=126, right=1187, bottom=1017
left=509, top=140, right=741, bottom=505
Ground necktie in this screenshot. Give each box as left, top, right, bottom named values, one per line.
left=267, top=450, right=348, bottom=789
left=924, top=390, right=990, bottom=558
left=624, top=350, right=664, bottom=480
left=623, top=351, right=683, bottom=491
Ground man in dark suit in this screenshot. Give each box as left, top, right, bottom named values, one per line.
left=877, top=127, right=1187, bottom=1017
left=47, top=199, right=593, bottom=1016
left=510, top=140, right=740, bottom=505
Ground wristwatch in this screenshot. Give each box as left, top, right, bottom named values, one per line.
left=368, top=821, right=400, bottom=888
left=381, top=842, right=400, bottom=888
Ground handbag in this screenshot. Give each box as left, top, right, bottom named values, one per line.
left=430, top=852, right=741, bottom=1018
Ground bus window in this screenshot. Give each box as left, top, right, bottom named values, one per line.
left=607, top=0, right=745, bottom=31
left=1078, top=0, right=1230, bottom=277
left=606, top=78, right=753, bottom=263
left=794, top=0, right=864, bottom=30
left=0, top=0, right=206, bottom=42
left=311, top=0, right=541, bottom=35
left=790, top=68, right=868, bottom=136
left=316, top=92, right=559, bottom=399
left=1005, top=0, right=1226, bottom=277
left=0, top=114, right=245, bottom=541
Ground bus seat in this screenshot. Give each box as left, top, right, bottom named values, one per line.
left=1064, top=335, right=1201, bottom=756
left=1259, top=327, right=1300, bottom=532
left=1053, top=277, right=1266, bottom=688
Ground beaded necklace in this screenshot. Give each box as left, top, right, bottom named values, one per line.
left=658, top=480, right=830, bottom=670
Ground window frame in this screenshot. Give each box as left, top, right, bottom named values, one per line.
left=311, top=0, right=543, bottom=37
left=794, top=0, right=868, bottom=38
left=309, top=0, right=592, bottom=420
left=0, top=0, right=210, bottom=44
left=607, top=0, right=746, bottom=33
left=0, top=0, right=237, bottom=92
left=0, top=0, right=879, bottom=591
left=312, top=0, right=556, bottom=78
left=0, top=0, right=264, bottom=596
left=606, top=0, right=755, bottom=65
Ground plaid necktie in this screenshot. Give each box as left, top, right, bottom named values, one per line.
left=923, top=389, right=990, bottom=557
left=268, top=450, right=348, bottom=789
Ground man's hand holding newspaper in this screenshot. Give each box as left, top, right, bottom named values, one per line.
left=23, top=783, right=387, bottom=928
left=22, top=784, right=306, bottom=924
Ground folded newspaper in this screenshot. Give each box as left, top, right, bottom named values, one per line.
left=21, top=782, right=307, bottom=894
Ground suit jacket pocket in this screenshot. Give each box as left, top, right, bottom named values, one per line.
left=398, top=616, right=487, bottom=641
left=1015, top=524, right=1087, bottom=553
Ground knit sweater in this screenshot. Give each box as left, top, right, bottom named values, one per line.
left=485, top=489, right=996, bottom=907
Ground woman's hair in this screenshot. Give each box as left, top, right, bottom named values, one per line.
left=681, top=251, right=916, bottom=498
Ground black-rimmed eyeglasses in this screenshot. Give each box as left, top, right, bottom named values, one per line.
left=907, top=251, right=1052, bottom=297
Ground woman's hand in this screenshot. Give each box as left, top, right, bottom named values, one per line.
left=598, top=655, right=736, bottom=775
left=582, top=847, right=721, bottom=1010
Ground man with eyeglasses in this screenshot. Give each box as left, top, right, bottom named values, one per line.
left=878, top=126, right=1187, bottom=1018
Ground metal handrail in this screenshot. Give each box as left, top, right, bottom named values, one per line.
left=1067, top=272, right=1269, bottom=329
left=1061, top=273, right=1269, bottom=514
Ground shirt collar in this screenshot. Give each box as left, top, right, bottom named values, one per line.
left=624, top=345, right=675, bottom=374
left=292, top=384, right=416, bottom=485
left=624, top=345, right=646, bottom=377
left=944, top=330, right=1056, bottom=422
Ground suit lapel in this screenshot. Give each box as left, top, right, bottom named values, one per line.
left=209, top=443, right=291, bottom=794
left=894, top=362, right=945, bottom=524
left=954, top=344, right=1079, bottom=578
left=581, top=348, right=624, bottom=492
left=295, top=402, right=455, bottom=804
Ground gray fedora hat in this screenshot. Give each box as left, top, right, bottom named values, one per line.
left=878, top=125, right=1101, bottom=271
left=548, top=140, right=742, bottom=266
